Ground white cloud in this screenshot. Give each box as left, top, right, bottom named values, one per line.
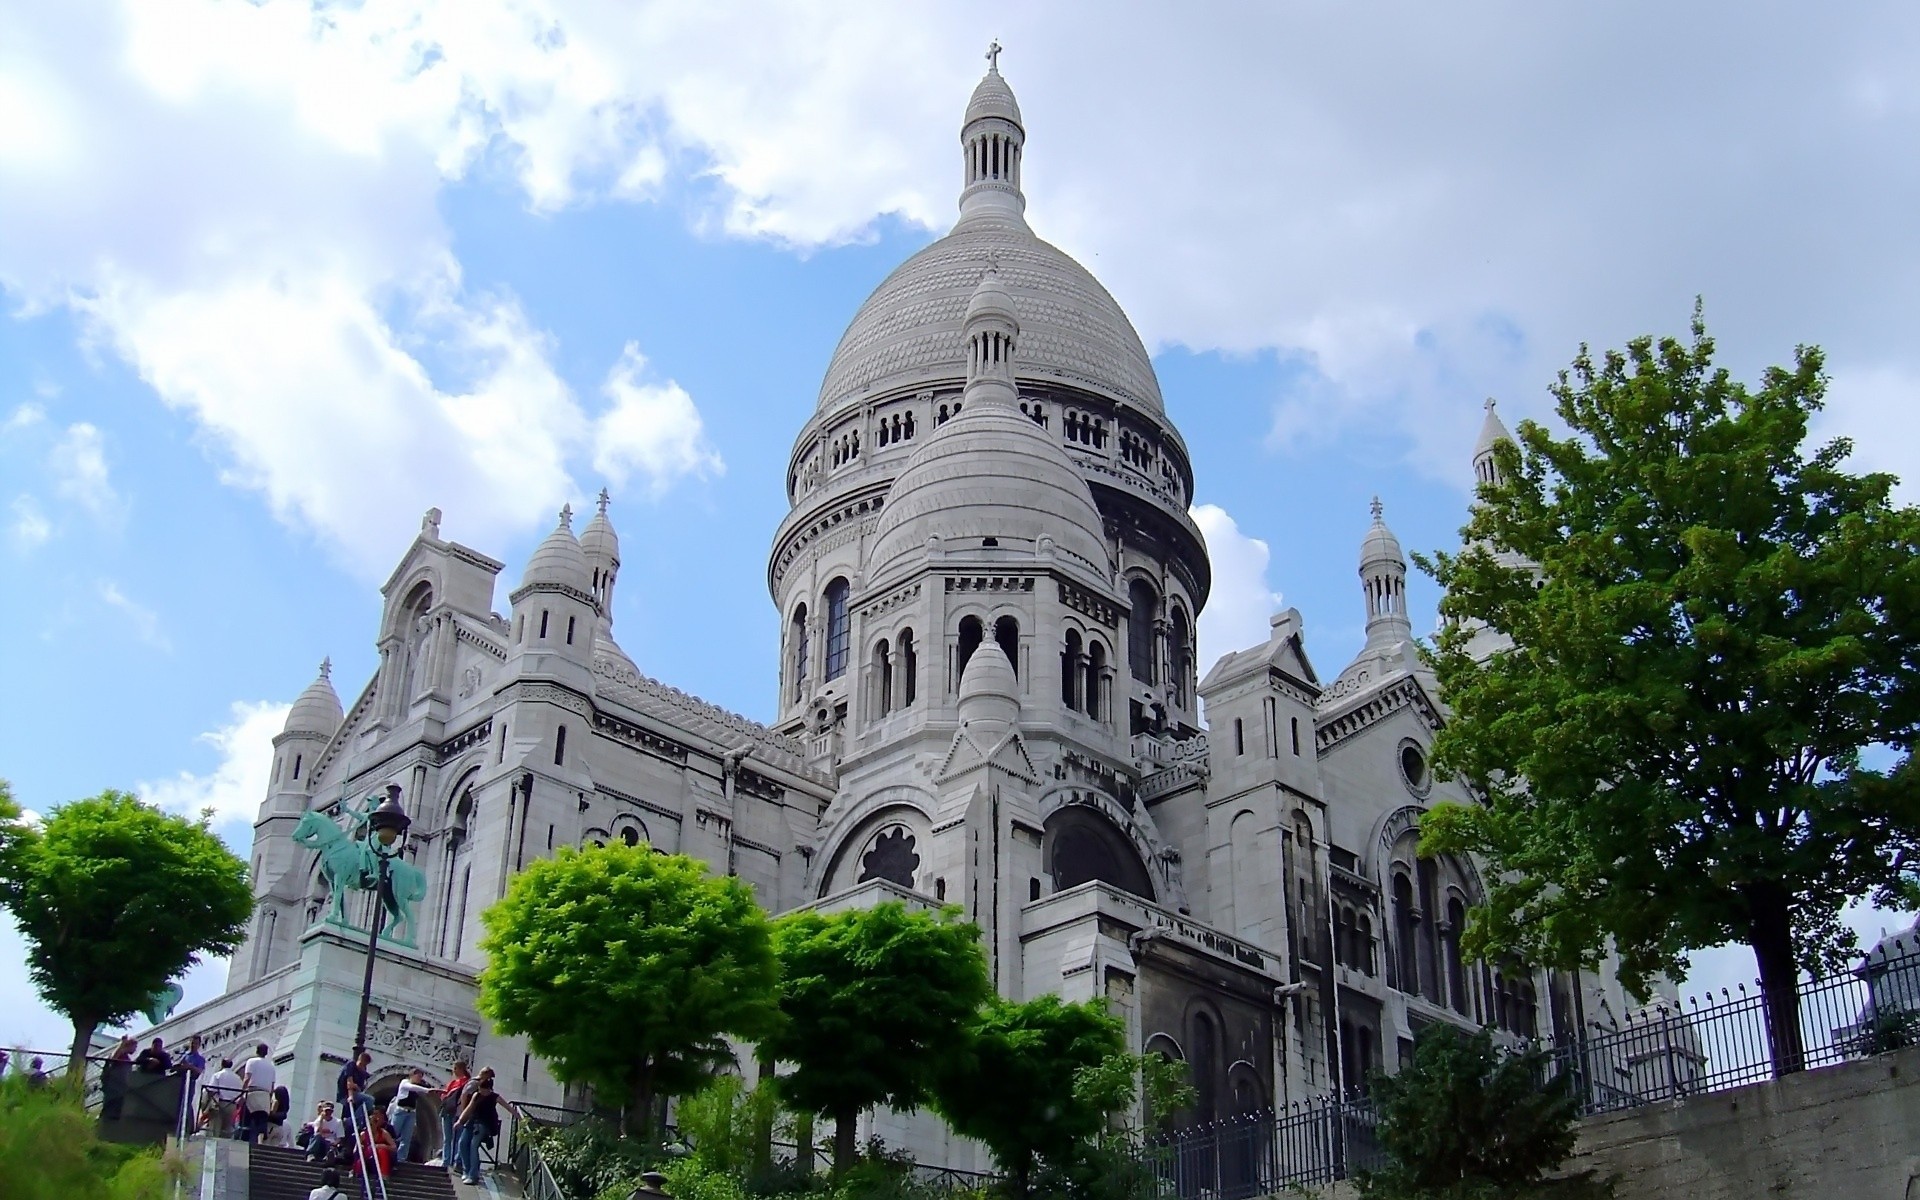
left=47, top=422, right=117, bottom=518
left=138, top=700, right=289, bottom=828
left=1190, top=503, right=1286, bottom=676
left=592, top=343, right=723, bottom=495
left=97, top=580, right=171, bottom=652
left=1821, top=366, right=1920, bottom=501
left=2, top=403, right=44, bottom=434
left=8, top=494, right=50, bottom=550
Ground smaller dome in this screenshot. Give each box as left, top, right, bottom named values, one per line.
left=965, top=269, right=1019, bottom=328
left=284, top=658, right=343, bottom=737
left=1359, top=497, right=1405, bottom=570
left=579, top=488, right=619, bottom=563
left=957, top=643, right=1020, bottom=741
left=965, top=67, right=1022, bottom=129
left=523, top=505, right=591, bottom=590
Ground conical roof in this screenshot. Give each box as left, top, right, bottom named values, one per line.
left=1359, top=497, right=1405, bottom=570
left=965, top=66, right=1022, bottom=128
left=579, top=488, right=619, bottom=563
left=1474, top=398, right=1513, bottom=458
left=957, top=641, right=1020, bottom=741
left=284, top=658, right=344, bottom=737
left=523, top=505, right=590, bottom=590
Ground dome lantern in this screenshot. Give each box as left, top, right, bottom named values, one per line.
left=1359, top=498, right=1412, bottom=650
left=1472, top=398, right=1514, bottom=488
left=962, top=267, right=1020, bottom=408
left=959, top=42, right=1027, bottom=226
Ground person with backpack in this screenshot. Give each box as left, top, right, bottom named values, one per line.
left=432, top=1060, right=469, bottom=1169
left=306, top=1167, right=348, bottom=1200
left=449, top=1068, right=519, bottom=1186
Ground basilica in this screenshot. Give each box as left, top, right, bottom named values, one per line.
left=146, top=59, right=1647, bottom=1163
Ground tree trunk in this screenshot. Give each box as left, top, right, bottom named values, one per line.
left=68, top=1017, right=98, bottom=1078
left=833, top=1106, right=858, bottom=1175
left=1747, top=885, right=1806, bottom=1076
left=751, top=1056, right=774, bottom=1179
left=794, top=1111, right=815, bottom=1177
left=628, top=1060, right=656, bottom=1143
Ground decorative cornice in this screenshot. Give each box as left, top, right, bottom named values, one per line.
left=593, top=709, right=690, bottom=763
left=436, top=719, right=492, bottom=763
left=1059, top=579, right=1120, bottom=628
left=1316, top=675, right=1441, bottom=753
left=596, top=783, right=685, bottom=826
left=945, top=575, right=1037, bottom=594
left=859, top=581, right=923, bottom=621
left=455, top=622, right=508, bottom=662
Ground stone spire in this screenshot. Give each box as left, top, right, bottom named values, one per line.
left=1359, top=497, right=1411, bottom=652
left=962, top=267, right=1020, bottom=408
left=958, top=44, right=1027, bottom=225
left=283, top=657, right=344, bottom=737
left=1472, top=398, right=1513, bottom=488
left=580, top=487, right=621, bottom=625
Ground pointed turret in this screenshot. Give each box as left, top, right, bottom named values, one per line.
left=962, top=267, right=1020, bottom=408
left=580, top=488, right=621, bottom=624
left=1472, top=398, right=1513, bottom=488
left=509, top=505, right=598, bottom=673
left=1359, top=497, right=1412, bottom=653
left=283, top=657, right=344, bottom=739
left=958, top=41, right=1027, bottom=226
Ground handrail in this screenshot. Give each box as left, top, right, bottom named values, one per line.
left=342, top=1097, right=389, bottom=1200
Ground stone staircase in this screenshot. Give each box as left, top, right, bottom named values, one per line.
left=249, top=1144, right=458, bottom=1200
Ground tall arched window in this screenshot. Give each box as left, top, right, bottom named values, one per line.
left=1170, top=606, right=1192, bottom=708
left=1191, top=1011, right=1220, bottom=1123
left=1128, top=578, right=1159, bottom=683
left=1085, top=640, right=1107, bottom=721
left=994, top=615, right=1019, bottom=675
left=790, top=604, right=810, bottom=703
left=1061, top=630, right=1082, bottom=709
left=899, top=629, right=917, bottom=706
left=1445, top=896, right=1469, bottom=1015
left=874, top=640, right=893, bottom=717
left=1393, top=872, right=1419, bottom=994
left=823, top=578, right=850, bottom=680
left=1357, top=912, right=1375, bottom=975
left=956, top=616, right=984, bottom=686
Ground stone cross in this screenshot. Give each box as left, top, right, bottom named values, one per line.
left=1370, top=495, right=1384, bottom=521
left=986, top=39, right=1002, bottom=71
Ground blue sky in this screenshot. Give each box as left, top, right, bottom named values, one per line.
left=3, top=1, right=1919, bottom=1052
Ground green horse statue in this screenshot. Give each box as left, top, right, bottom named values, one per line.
left=292, top=806, right=429, bottom=948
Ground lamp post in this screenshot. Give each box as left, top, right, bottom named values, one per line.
left=353, top=784, right=413, bottom=1059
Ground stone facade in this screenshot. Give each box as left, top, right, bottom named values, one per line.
left=144, top=59, right=1647, bottom=1163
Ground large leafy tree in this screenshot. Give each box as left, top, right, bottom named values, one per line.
left=476, top=844, right=779, bottom=1137
left=1419, top=312, right=1920, bottom=1071
left=0, top=788, right=253, bottom=1069
left=764, top=901, right=991, bottom=1174
left=1358, top=1026, right=1606, bottom=1200
left=932, top=994, right=1128, bottom=1197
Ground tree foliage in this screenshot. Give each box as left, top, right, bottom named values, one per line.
left=765, top=902, right=991, bottom=1173
left=0, top=1068, right=182, bottom=1199
left=1418, top=311, right=1920, bottom=1065
left=1358, top=1026, right=1606, bottom=1200
left=476, top=844, right=779, bottom=1136
left=0, top=788, right=252, bottom=1068
left=932, top=994, right=1128, bottom=1197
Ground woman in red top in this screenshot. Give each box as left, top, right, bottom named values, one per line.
left=436, top=1060, right=469, bottom=1167
left=356, top=1108, right=398, bottom=1179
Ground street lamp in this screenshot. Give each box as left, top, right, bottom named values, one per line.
left=353, top=784, right=413, bottom=1059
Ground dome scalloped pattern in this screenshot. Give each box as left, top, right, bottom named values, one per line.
left=815, top=222, right=1164, bottom=417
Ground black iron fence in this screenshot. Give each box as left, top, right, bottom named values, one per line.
left=1146, top=937, right=1920, bottom=1195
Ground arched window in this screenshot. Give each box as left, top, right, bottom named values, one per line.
left=1393, top=872, right=1419, bottom=994
left=554, top=724, right=567, bottom=766
left=1061, top=630, right=1082, bottom=710
left=1085, top=640, right=1107, bottom=721
left=790, top=604, right=810, bottom=703
left=1446, top=896, right=1469, bottom=1015
left=899, top=629, right=917, bottom=706
left=1357, top=912, right=1375, bottom=975
left=1128, top=578, right=1158, bottom=683
left=1170, top=606, right=1192, bottom=708
left=956, top=616, right=984, bottom=686
left=823, top=579, right=850, bottom=680
left=994, top=615, right=1019, bottom=675
left=1191, top=1011, right=1220, bottom=1123
left=874, top=640, right=893, bottom=716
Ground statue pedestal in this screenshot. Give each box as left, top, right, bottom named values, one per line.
left=267, top=926, right=483, bottom=1121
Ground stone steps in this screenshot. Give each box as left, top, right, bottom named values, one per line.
left=249, top=1143, right=457, bottom=1200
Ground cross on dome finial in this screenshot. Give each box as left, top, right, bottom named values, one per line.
left=1370, top=496, right=1384, bottom=521
left=1484, top=397, right=1497, bottom=413
left=319, top=656, right=332, bottom=681
left=986, top=39, right=1002, bottom=71
left=596, top=487, right=611, bottom=516
left=558, top=503, right=573, bottom=530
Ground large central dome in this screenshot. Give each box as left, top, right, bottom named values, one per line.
left=815, top=222, right=1165, bottom=417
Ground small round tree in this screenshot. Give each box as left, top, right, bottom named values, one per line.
left=476, top=843, right=779, bottom=1137
left=764, top=901, right=990, bottom=1173
left=0, top=787, right=253, bottom=1069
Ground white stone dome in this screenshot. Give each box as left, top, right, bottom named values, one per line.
left=965, top=67, right=1022, bottom=127
left=956, top=640, right=1020, bottom=740
left=1359, top=498, right=1405, bottom=569
left=814, top=223, right=1164, bottom=418
left=865, top=399, right=1111, bottom=588
left=284, top=659, right=343, bottom=737
left=523, top=506, right=591, bottom=590
left=579, top=491, right=619, bottom=563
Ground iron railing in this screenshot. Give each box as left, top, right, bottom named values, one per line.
left=1142, top=1096, right=1386, bottom=1199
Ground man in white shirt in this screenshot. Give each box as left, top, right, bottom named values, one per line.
left=307, top=1167, right=349, bottom=1199
left=239, top=1044, right=277, bottom=1144
left=202, top=1058, right=243, bottom=1138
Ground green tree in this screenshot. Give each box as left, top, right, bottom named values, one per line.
left=1419, top=312, right=1920, bottom=1071
left=0, top=789, right=252, bottom=1069
left=1358, top=1026, right=1607, bottom=1200
left=932, top=994, right=1127, bottom=1197
left=0, top=1073, right=182, bottom=1200
left=764, top=901, right=991, bottom=1174
left=476, top=843, right=779, bottom=1137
